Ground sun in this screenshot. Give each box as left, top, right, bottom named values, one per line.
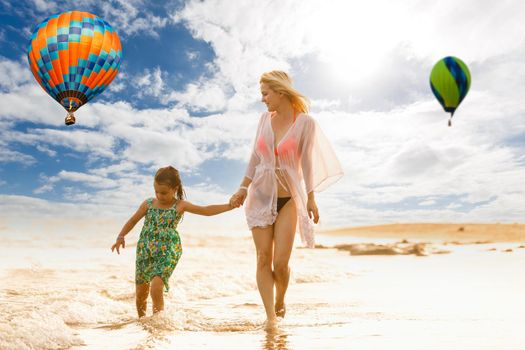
left=309, top=1, right=409, bottom=85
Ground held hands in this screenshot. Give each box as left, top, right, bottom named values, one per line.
left=229, top=188, right=247, bottom=208
left=111, top=236, right=125, bottom=254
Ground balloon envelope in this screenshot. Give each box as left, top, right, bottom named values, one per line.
left=429, top=56, right=471, bottom=116
left=27, top=11, right=122, bottom=120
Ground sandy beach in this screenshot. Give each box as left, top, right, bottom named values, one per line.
left=321, top=223, right=525, bottom=243
left=1, top=223, right=524, bottom=349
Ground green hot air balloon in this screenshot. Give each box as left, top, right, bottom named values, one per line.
left=430, top=56, right=471, bottom=126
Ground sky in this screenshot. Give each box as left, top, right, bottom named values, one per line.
left=0, top=0, right=524, bottom=237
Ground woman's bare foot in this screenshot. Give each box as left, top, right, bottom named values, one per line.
left=275, top=302, right=286, bottom=318
left=264, top=317, right=279, bottom=331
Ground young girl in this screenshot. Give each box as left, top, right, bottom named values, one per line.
left=111, top=166, right=235, bottom=318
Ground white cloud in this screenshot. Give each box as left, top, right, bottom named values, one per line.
left=89, top=161, right=138, bottom=177
left=136, top=67, right=165, bottom=98
left=55, top=170, right=119, bottom=189
left=19, top=0, right=169, bottom=40
left=186, top=50, right=199, bottom=61
left=166, top=81, right=227, bottom=111
left=170, top=0, right=319, bottom=111
left=0, top=83, right=70, bottom=126
left=0, top=132, right=36, bottom=165
left=310, top=99, right=341, bottom=112
left=4, top=128, right=116, bottom=159
left=387, top=140, right=442, bottom=178
left=29, top=0, right=58, bottom=12
left=0, top=146, right=35, bottom=165
left=419, top=199, right=437, bottom=206
left=35, top=144, right=57, bottom=157
left=1, top=1, right=525, bottom=230
left=33, top=183, right=54, bottom=194
left=171, top=0, right=525, bottom=113
left=0, top=56, right=32, bottom=91
left=446, top=203, right=462, bottom=210
left=98, top=0, right=169, bottom=38
left=108, top=81, right=126, bottom=93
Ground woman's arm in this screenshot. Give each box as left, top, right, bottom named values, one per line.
left=177, top=200, right=233, bottom=216
left=230, top=177, right=252, bottom=207
left=112, top=201, right=148, bottom=254
left=301, top=117, right=320, bottom=223
left=301, top=117, right=316, bottom=194
left=307, top=191, right=319, bottom=223
left=244, top=113, right=266, bottom=181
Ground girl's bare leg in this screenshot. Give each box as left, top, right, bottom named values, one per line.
left=273, top=200, right=297, bottom=317
left=136, top=283, right=150, bottom=317
left=150, top=276, right=165, bottom=314
left=252, top=226, right=277, bottom=322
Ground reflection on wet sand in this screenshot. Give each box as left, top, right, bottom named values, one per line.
left=263, top=325, right=290, bottom=350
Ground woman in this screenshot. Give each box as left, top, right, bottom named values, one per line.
left=230, top=70, right=343, bottom=327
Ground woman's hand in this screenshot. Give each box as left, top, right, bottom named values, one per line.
left=111, top=237, right=125, bottom=254
left=229, top=189, right=247, bottom=208
left=307, top=197, right=319, bottom=224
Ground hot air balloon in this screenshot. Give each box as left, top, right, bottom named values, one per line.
left=27, top=11, right=122, bottom=125
left=429, top=56, right=471, bottom=127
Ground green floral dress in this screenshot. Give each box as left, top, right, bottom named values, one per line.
left=135, top=198, right=183, bottom=292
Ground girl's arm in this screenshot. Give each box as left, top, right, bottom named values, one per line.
left=177, top=200, right=233, bottom=216
left=111, top=201, right=148, bottom=254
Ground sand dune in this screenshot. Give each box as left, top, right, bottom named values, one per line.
left=320, top=223, right=525, bottom=243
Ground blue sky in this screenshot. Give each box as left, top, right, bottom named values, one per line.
left=1, top=0, right=524, bottom=237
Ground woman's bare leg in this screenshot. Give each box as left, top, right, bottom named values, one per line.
left=273, top=200, right=297, bottom=317
left=136, top=283, right=150, bottom=317
left=150, top=276, right=165, bottom=314
left=252, top=226, right=277, bottom=321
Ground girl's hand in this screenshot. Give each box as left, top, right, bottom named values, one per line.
left=230, top=189, right=247, bottom=207
left=307, top=198, right=319, bottom=224
left=111, top=237, right=125, bottom=254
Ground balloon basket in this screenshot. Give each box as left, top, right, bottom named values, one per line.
left=65, top=113, right=76, bottom=125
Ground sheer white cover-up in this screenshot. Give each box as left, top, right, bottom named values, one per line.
left=244, top=111, right=343, bottom=248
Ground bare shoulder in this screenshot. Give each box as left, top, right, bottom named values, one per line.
left=129, top=200, right=148, bottom=220
left=136, top=199, right=147, bottom=210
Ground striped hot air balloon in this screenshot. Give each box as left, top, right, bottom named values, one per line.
left=27, top=11, right=122, bottom=125
left=429, top=56, right=471, bottom=127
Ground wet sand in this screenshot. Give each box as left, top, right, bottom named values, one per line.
left=1, top=223, right=524, bottom=349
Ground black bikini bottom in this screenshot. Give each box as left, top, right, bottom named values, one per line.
left=277, top=197, right=291, bottom=213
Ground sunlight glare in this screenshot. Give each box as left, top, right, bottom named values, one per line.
left=310, top=1, right=407, bottom=85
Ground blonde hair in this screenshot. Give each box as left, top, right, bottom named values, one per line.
left=260, top=70, right=309, bottom=114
